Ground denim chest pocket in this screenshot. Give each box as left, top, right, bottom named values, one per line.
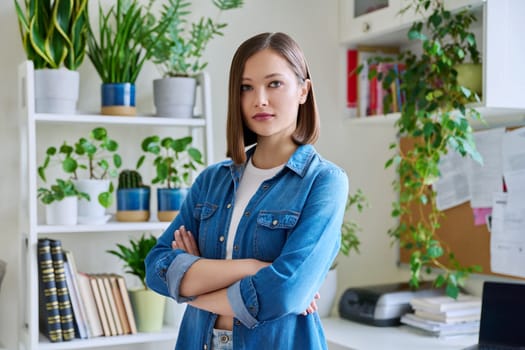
left=193, top=202, right=218, bottom=252
left=254, top=210, right=300, bottom=261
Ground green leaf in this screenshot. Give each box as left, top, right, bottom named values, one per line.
left=445, top=281, right=460, bottom=299
left=427, top=242, right=443, bottom=258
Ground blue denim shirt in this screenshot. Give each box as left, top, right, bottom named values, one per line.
left=145, top=144, right=349, bottom=350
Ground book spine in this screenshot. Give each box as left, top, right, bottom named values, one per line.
left=115, top=275, right=137, bottom=334
left=63, top=254, right=89, bottom=339
left=88, top=274, right=111, bottom=336
left=347, top=49, right=358, bottom=118
left=102, top=274, right=123, bottom=335
left=376, top=63, right=384, bottom=115
left=50, top=239, right=76, bottom=341
left=37, top=238, right=63, bottom=343
left=77, top=272, right=104, bottom=337
left=109, top=274, right=131, bottom=334
left=368, top=63, right=378, bottom=116
left=95, top=274, right=118, bottom=336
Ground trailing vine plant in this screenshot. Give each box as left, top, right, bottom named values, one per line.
left=372, top=0, right=484, bottom=297
left=331, top=189, right=368, bottom=270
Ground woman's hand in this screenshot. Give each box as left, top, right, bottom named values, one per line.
left=302, top=292, right=320, bottom=316
left=172, top=225, right=200, bottom=256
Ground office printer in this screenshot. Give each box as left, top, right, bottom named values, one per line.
left=338, top=282, right=443, bottom=327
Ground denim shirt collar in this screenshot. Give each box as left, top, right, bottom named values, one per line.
left=223, top=144, right=316, bottom=180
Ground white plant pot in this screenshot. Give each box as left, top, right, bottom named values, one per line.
left=45, top=196, right=78, bottom=225
left=34, top=68, right=79, bottom=114
left=153, top=77, right=197, bottom=118
left=317, top=269, right=338, bottom=318
left=164, top=297, right=187, bottom=330
left=74, top=179, right=110, bottom=224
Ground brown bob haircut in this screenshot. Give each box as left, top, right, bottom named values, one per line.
left=226, top=32, right=320, bottom=165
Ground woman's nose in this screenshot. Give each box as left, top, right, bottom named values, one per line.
left=254, top=88, right=268, bottom=107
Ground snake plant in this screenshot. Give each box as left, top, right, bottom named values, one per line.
left=87, top=0, right=174, bottom=84
left=14, top=0, right=89, bottom=70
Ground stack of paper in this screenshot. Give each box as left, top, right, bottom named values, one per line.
left=401, top=294, right=481, bottom=337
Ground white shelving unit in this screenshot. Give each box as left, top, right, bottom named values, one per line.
left=339, top=0, right=525, bottom=123
left=17, top=60, right=214, bottom=350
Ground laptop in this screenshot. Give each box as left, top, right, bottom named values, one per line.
left=463, top=281, right=525, bottom=349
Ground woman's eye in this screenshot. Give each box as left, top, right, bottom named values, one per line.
left=269, top=81, right=282, bottom=88
left=240, top=84, right=252, bottom=92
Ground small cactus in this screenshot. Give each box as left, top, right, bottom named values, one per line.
left=118, top=170, right=146, bottom=190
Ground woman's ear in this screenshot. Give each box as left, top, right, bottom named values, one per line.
left=299, top=79, right=311, bottom=104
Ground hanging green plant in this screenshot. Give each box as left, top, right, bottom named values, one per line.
left=370, top=0, right=484, bottom=298
left=331, top=189, right=368, bottom=270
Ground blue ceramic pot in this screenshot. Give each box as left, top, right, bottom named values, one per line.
left=157, top=188, right=188, bottom=222
left=116, top=188, right=150, bottom=222
left=101, top=83, right=136, bottom=116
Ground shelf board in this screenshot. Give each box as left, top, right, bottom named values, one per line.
left=347, top=106, right=525, bottom=129
left=346, top=113, right=400, bottom=126
left=33, top=113, right=206, bottom=127
left=37, top=221, right=169, bottom=234
left=37, top=328, right=178, bottom=349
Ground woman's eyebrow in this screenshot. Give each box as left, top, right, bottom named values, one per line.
left=242, top=73, right=283, bottom=81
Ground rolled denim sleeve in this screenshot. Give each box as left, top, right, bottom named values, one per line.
left=227, top=280, right=259, bottom=328
left=145, top=174, right=203, bottom=300
left=166, top=253, right=201, bottom=303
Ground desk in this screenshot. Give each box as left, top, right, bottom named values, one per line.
left=322, top=317, right=478, bottom=350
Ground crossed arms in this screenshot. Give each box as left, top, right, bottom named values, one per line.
left=172, top=226, right=319, bottom=318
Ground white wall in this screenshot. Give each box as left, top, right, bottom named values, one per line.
left=0, top=1, right=409, bottom=349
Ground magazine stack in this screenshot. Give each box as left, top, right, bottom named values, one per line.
left=400, top=294, right=482, bottom=337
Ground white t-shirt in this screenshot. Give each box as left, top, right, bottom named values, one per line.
left=225, top=158, right=284, bottom=259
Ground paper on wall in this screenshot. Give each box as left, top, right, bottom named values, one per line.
left=490, top=192, right=525, bottom=278
left=466, top=128, right=505, bottom=208
left=434, top=128, right=504, bottom=211
left=434, top=149, right=471, bottom=211
left=502, top=127, right=525, bottom=194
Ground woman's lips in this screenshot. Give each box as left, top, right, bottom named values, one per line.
left=253, top=112, right=274, bottom=120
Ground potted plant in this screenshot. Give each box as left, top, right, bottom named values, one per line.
left=107, top=234, right=165, bottom=332
left=370, top=0, right=483, bottom=298
left=318, top=189, right=367, bottom=318
left=137, top=135, right=203, bottom=222
left=38, top=127, right=122, bottom=224
left=87, top=0, right=173, bottom=116
left=14, top=0, right=89, bottom=113
left=116, top=169, right=151, bottom=222
left=147, top=0, right=243, bottom=118
left=37, top=179, right=89, bottom=225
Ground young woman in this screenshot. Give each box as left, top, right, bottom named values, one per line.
left=145, top=32, right=349, bottom=350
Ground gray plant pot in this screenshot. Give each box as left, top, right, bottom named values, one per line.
left=34, top=68, right=79, bottom=114
left=153, top=77, right=196, bottom=118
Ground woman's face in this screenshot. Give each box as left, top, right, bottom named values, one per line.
left=240, top=49, right=309, bottom=142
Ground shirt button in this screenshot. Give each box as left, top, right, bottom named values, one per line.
left=235, top=320, right=241, bottom=326
left=272, top=219, right=278, bottom=226
left=203, top=345, right=207, bottom=350
left=227, top=203, right=232, bottom=209
left=219, top=235, right=225, bottom=242
left=244, top=211, right=250, bottom=217
left=234, top=245, right=239, bottom=251
left=220, top=335, right=229, bottom=343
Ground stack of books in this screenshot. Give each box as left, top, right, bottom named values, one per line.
left=400, top=294, right=482, bottom=337
left=37, top=238, right=137, bottom=343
